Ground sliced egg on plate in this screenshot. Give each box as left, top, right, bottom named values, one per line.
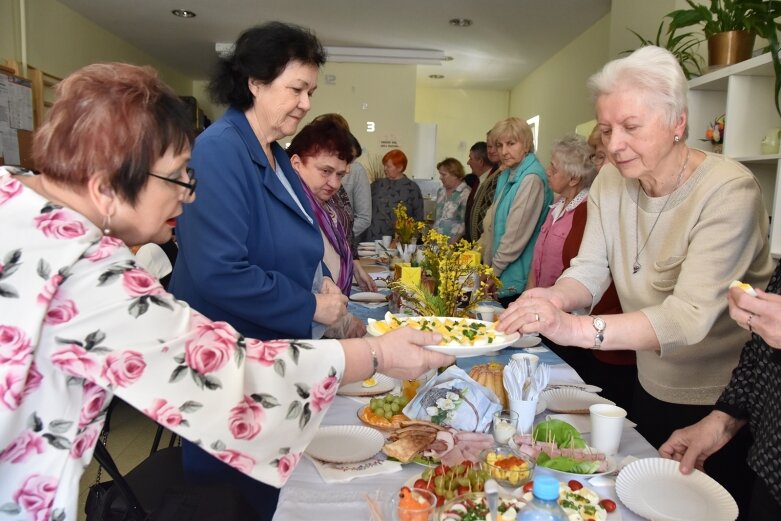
left=362, top=376, right=378, bottom=388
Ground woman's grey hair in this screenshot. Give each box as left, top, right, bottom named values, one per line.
left=587, top=46, right=688, bottom=136
left=551, top=133, right=598, bottom=189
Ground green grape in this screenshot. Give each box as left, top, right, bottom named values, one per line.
left=383, top=410, right=392, bottom=419
left=390, top=402, right=399, bottom=412
left=434, top=476, right=444, bottom=489
left=385, top=395, right=395, bottom=403
left=383, top=403, right=391, bottom=412
left=399, top=396, right=409, bottom=407
left=422, top=468, right=433, bottom=481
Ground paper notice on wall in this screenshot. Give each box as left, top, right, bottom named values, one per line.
left=1, top=129, right=20, bottom=164
left=0, top=76, right=10, bottom=130
left=8, top=79, right=33, bottom=131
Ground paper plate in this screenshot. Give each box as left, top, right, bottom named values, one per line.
left=349, top=291, right=388, bottom=304
left=358, top=241, right=376, bottom=248
left=616, top=458, right=738, bottom=521
left=305, top=425, right=385, bottom=464
left=338, top=373, right=396, bottom=397
left=541, top=388, right=615, bottom=414
left=512, top=334, right=542, bottom=348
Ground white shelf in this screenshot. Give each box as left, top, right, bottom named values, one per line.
left=689, top=52, right=775, bottom=91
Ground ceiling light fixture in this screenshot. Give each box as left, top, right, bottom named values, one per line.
left=429, top=74, right=445, bottom=79
left=449, top=18, right=472, bottom=27
left=324, top=46, right=446, bottom=65
left=443, top=56, right=455, bottom=61
left=172, top=9, right=196, bottom=18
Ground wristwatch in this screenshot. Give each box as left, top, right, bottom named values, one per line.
left=590, top=315, right=605, bottom=349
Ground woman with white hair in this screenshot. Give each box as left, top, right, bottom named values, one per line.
left=526, top=133, right=597, bottom=290
left=497, top=46, right=773, bottom=514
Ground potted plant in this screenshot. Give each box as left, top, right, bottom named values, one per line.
left=667, top=0, right=781, bottom=114
left=625, top=20, right=705, bottom=79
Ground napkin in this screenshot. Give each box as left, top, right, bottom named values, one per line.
left=304, top=454, right=402, bottom=483
left=546, top=413, right=636, bottom=433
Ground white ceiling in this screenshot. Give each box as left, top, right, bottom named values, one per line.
left=58, top=0, right=610, bottom=90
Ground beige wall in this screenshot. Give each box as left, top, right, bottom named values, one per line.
left=508, top=14, right=611, bottom=164
left=1, top=0, right=193, bottom=95
left=609, top=0, right=678, bottom=58
left=415, top=87, right=509, bottom=167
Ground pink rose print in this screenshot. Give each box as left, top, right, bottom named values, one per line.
left=79, top=382, right=109, bottom=428
left=310, top=374, right=339, bottom=413
left=13, top=474, right=57, bottom=521
left=44, top=299, right=79, bottom=325
left=37, top=274, right=63, bottom=306
left=277, top=452, right=302, bottom=482
left=0, top=174, right=22, bottom=205
left=102, top=350, right=146, bottom=387
left=0, top=364, right=42, bottom=411
left=144, top=399, right=183, bottom=428
left=214, top=449, right=256, bottom=475
left=24, top=362, right=43, bottom=397
left=185, top=324, right=237, bottom=375
left=0, top=325, right=32, bottom=365
left=70, top=425, right=100, bottom=459
left=122, top=269, right=165, bottom=297
left=51, top=343, right=98, bottom=379
left=228, top=396, right=264, bottom=440
left=33, top=209, right=87, bottom=239
left=245, top=339, right=289, bottom=366
left=0, top=429, right=45, bottom=464
left=84, top=236, right=124, bottom=262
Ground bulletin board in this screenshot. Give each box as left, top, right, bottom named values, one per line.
left=0, top=65, right=35, bottom=168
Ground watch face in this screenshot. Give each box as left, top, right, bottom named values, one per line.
left=593, top=317, right=606, bottom=330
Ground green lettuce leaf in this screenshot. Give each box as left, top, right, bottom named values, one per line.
left=533, top=419, right=586, bottom=448
left=536, top=452, right=601, bottom=474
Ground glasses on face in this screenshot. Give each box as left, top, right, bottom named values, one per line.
left=148, top=167, right=197, bottom=197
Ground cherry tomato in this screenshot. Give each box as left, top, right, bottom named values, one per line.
left=414, top=479, right=428, bottom=490
left=436, top=495, right=445, bottom=507
left=523, top=481, right=535, bottom=493
left=567, top=479, right=583, bottom=491
left=599, top=499, right=617, bottom=513
left=456, top=485, right=471, bottom=496
left=434, top=464, right=448, bottom=476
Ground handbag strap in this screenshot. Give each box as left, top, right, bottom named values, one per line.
left=92, top=440, right=148, bottom=521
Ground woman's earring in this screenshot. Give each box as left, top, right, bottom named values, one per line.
left=674, top=135, right=681, bottom=143
left=102, top=215, right=111, bottom=235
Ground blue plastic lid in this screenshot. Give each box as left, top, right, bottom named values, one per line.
left=533, top=476, right=560, bottom=501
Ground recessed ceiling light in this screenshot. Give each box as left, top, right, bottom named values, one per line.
left=172, top=9, right=196, bottom=18
left=449, top=18, right=472, bottom=27
left=429, top=74, right=445, bottom=79
left=443, top=56, right=454, bottom=61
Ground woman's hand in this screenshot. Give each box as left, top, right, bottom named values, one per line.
left=314, top=292, right=348, bottom=326
left=497, top=294, right=582, bottom=345
left=371, top=327, right=454, bottom=380
left=321, top=277, right=342, bottom=295
left=353, top=261, right=378, bottom=291
left=728, top=286, right=781, bottom=349
left=659, top=411, right=744, bottom=474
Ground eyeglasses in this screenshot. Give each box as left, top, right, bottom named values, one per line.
left=148, top=167, right=197, bottom=196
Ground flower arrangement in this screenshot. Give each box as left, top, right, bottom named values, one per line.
left=393, top=202, right=426, bottom=245
left=703, top=114, right=725, bottom=145
left=388, top=229, right=500, bottom=317
left=425, top=388, right=466, bottom=424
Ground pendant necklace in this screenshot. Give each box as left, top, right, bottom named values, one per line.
left=633, top=148, right=690, bottom=274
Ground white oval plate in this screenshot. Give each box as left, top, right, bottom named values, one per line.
left=541, top=388, right=615, bottom=414
left=367, top=314, right=520, bottom=358
left=337, top=373, right=396, bottom=397
left=358, top=241, right=376, bottom=247
left=305, top=425, right=385, bottom=464
left=349, top=291, right=388, bottom=304
left=616, top=458, right=738, bottom=521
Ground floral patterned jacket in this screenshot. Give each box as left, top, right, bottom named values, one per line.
left=434, top=182, right=471, bottom=243
left=0, top=167, right=345, bottom=521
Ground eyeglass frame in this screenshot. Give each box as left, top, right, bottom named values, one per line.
left=147, top=167, right=197, bottom=196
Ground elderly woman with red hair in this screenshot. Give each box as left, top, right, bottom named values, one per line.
left=0, top=61, right=452, bottom=521
left=361, top=148, right=424, bottom=241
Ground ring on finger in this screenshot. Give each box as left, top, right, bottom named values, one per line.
left=747, top=313, right=754, bottom=334
left=535, top=313, right=540, bottom=322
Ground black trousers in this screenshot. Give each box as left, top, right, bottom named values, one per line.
left=748, top=476, right=781, bottom=521
left=632, top=381, right=754, bottom=521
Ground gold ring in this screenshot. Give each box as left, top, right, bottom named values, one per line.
left=535, top=313, right=540, bottom=322
left=747, top=313, right=754, bottom=333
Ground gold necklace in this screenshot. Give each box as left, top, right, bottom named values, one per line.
left=633, top=148, right=690, bottom=274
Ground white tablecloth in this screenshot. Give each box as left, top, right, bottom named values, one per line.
left=273, top=352, right=658, bottom=520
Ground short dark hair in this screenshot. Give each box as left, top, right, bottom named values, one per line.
left=469, top=141, right=489, bottom=163
left=33, top=63, right=193, bottom=205
left=287, top=119, right=357, bottom=164
left=209, top=21, right=326, bottom=110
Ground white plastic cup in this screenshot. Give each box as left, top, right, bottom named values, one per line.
left=510, top=353, right=540, bottom=373
left=509, top=397, right=538, bottom=435
left=589, top=404, right=627, bottom=456
left=381, top=235, right=392, bottom=248
left=475, top=305, right=496, bottom=322
left=492, top=410, right=519, bottom=445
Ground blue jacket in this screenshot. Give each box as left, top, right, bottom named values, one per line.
left=169, top=107, right=323, bottom=340
left=492, top=153, right=552, bottom=297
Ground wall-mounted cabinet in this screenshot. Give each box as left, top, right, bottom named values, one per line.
left=686, top=52, right=781, bottom=257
